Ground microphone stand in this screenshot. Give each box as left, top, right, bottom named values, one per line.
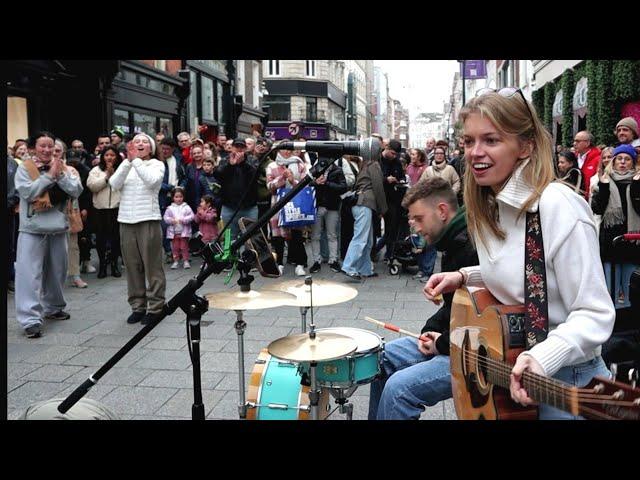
left=57, top=154, right=336, bottom=420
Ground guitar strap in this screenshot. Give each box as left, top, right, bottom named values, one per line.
left=524, top=210, right=549, bottom=349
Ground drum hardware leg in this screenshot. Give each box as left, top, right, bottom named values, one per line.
left=186, top=296, right=209, bottom=421
left=300, top=306, right=309, bottom=333
left=309, top=361, right=320, bottom=420
left=305, top=276, right=316, bottom=335
left=333, top=394, right=354, bottom=420
left=234, top=310, right=248, bottom=419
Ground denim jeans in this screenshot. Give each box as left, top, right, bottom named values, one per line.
left=419, top=244, right=437, bottom=276
left=221, top=205, right=258, bottom=242
left=538, top=356, right=610, bottom=420
left=369, top=336, right=452, bottom=420
left=307, top=206, right=339, bottom=263
left=604, top=262, right=639, bottom=309
left=342, top=205, right=374, bottom=276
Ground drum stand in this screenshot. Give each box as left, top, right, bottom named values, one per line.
left=233, top=309, right=248, bottom=418
left=326, top=387, right=358, bottom=420
left=300, top=306, right=310, bottom=333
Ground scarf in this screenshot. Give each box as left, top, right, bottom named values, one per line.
left=602, top=170, right=640, bottom=232
left=432, top=159, right=448, bottom=172
left=275, top=153, right=302, bottom=166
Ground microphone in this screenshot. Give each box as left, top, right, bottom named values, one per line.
left=275, top=137, right=382, bottom=162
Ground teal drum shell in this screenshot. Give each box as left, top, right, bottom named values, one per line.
left=256, top=356, right=307, bottom=420
left=300, top=327, right=384, bottom=389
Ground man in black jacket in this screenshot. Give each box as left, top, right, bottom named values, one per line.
left=374, top=139, right=405, bottom=263
left=214, top=138, right=258, bottom=241
left=368, top=177, right=478, bottom=419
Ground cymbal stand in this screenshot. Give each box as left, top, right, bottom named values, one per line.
left=235, top=259, right=254, bottom=419
left=234, top=309, right=248, bottom=418
left=300, top=306, right=310, bottom=333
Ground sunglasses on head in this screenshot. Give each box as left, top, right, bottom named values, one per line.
left=475, top=87, right=535, bottom=123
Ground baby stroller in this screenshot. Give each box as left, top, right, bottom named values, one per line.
left=601, top=233, right=640, bottom=386
left=386, top=182, right=423, bottom=276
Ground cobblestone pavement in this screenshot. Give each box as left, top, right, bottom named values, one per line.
left=7, top=254, right=456, bottom=421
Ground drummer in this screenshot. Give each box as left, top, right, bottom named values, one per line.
left=368, top=177, right=478, bottom=420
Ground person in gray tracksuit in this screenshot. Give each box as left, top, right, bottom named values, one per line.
left=14, top=132, right=83, bottom=338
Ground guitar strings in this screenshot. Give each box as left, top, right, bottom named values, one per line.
left=460, top=348, right=635, bottom=406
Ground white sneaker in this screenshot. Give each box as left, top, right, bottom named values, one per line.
left=171, top=261, right=179, bottom=269
left=278, top=265, right=284, bottom=275
left=295, top=265, right=306, bottom=276
left=84, top=262, right=97, bottom=273
left=183, top=261, right=191, bottom=269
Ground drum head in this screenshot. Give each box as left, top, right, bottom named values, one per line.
left=316, top=327, right=382, bottom=353
left=21, top=398, right=120, bottom=420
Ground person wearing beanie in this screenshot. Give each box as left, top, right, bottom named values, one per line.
left=615, top=117, right=639, bottom=145
left=590, top=142, right=640, bottom=309
left=109, top=132, right=166, bottom=326
left=110, top=127, right=127, bottom=156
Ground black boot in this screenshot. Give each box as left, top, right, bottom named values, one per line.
left=97, top=262, right=108, bottom=278
left=111, top=258, right=121, bottom=278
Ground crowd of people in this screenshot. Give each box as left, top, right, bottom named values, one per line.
left=7, top=98, right=639, bottom=421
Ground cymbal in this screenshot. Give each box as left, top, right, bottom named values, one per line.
left=267, top=331, right=357, bottom=362
left=265, top=279, right=358, bottom=307
left=205, top=289, right=298, bottom=310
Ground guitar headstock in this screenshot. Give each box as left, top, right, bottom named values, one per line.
left=580, top=376, right=640, bottom=420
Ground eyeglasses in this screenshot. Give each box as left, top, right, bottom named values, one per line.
left=476, top=87, right=535, bottom=125
left=573, top=139, right=588, bottom=143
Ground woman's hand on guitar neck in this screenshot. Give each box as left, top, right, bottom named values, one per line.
left=510, top=354, right=545, bottom=406
left=423, top=271, right=464, bottom=304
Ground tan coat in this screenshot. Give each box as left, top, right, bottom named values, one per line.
left=420, top=163, right=461, bottom=193
left=87, top=166, right=121, bottom=210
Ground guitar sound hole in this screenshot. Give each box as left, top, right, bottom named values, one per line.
left=476, top=345, right=489, bottom=388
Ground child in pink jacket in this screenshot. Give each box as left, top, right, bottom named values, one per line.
left=163, top=187, right=194, bottom=269
left=195, top=194, right=218, bottom=243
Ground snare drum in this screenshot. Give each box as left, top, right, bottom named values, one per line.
left=299, top=327, right=384, bottom=389
left=246, top=349, right=329, bottom=420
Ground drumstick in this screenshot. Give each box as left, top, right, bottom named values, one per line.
left=364, top=316, right=424, bottom=340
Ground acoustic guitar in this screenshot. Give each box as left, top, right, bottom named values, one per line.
left=450, top=286, right=640, bottom=420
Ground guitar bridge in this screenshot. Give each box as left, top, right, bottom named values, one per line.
left=507, top=313, right=525, bottom=348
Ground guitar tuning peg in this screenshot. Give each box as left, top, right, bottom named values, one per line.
left=629, top=369, right=638, bottom=389
left=610, top=363, right=618, bottom=381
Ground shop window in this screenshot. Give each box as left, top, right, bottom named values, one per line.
left=201, top=76, right=214, bottom=121
left=133, top=112, right=156, bottom=135
left=264, top=96, right=290, bottom=121
left=113, top=109, right=131, bottom=135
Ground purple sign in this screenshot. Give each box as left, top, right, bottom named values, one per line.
left=463, top=60, right=487, bottom=79
left=265, top=126, right=329, bottom=141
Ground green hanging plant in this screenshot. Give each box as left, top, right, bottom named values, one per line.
left=611, top=60, right=640, bottom=101
left=561, top=68, right=575, bottom=148
left=543, top=82, right=555, bottom=132
left=532, top=89, right=544, bottom=120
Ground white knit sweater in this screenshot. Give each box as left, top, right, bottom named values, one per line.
left=460, top=161, right=615, bottom=377
left=108, top=158, right=165, bottom=224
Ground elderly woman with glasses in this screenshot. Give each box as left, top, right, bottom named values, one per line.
left=424, top=87, right=615, bottom=419
left=590, top=144, right=640, bottom=309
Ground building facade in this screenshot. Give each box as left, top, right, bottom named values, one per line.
left=261, top=60, right=349, bottom=141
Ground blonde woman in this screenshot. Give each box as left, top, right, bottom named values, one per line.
left=424, top=88, right=614, bottom=419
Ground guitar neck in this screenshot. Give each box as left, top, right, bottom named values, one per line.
left=486, top=362, right=578, bottom=416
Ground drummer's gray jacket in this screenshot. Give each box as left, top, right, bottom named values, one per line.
left=14, top=165, right=83, bottom=234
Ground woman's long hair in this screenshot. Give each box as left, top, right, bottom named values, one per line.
left=460, top=92, right=555, bottom=248
left=98, top=145, right=123, bottom=171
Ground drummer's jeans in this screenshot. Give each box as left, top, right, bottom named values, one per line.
left=369, top=336, right=451, bottom=420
